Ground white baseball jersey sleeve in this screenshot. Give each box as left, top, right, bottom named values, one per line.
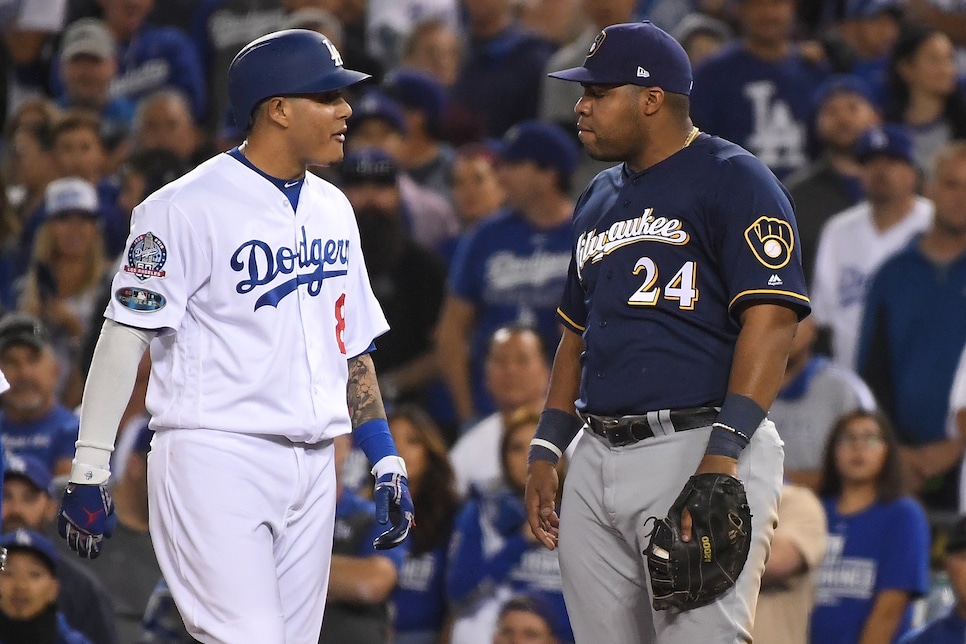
left=105, top=154, right=389, bottom=442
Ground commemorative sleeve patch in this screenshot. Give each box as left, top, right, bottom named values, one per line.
left=115, top=287, right=166, bottom=312
left=744, top=216, right=794, bottom=269
left=124, top=232, right=167, bottom=280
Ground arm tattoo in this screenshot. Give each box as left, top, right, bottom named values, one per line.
left=346, top=354, right=387, bottom=428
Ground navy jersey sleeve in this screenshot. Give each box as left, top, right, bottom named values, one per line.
left=556, top=253, right=586, bottom=334
left=711, top=153, right=810, bottom=321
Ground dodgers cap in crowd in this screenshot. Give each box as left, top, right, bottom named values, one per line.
left=339, top=147, right=399, bottom=186
left=812, top=74, right=876, bottom=112
left=348, top=89, right=407, bottom=133
left=3, top=453, right=54, bottom=496
left=497, top=120, right=580, bottom=179
left=855, top=124, right=916, bottom=165
left=0, top=529, right=58, bottom=574
left=60, top=18, right=114, bottom=62
left=548, top=21, right=693, bottom=96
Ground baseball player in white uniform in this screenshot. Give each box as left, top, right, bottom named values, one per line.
left=55, top=30, right=414, bottom=644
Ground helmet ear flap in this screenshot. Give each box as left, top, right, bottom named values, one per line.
left=227, top=29, right=371, bottom=131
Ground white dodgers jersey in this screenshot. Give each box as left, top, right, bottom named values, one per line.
left=106, top=154, right=389, bottom=442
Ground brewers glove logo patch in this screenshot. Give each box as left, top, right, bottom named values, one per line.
left=115, top=287, right=166, bottom=312
left=124, top=232, right=167, bottom=280
left=744, top=216, right=794, bottom=270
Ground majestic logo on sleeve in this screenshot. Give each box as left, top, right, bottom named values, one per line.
left=124, top=232, right=167, bottom=280
left=744, top=216, right=794, bottom=270
left=231, top=226, right=349, bottom=311
left=576, top=209, right=689, bottom=276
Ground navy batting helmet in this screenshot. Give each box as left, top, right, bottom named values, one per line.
left=228, top=29, right=371, bottom=129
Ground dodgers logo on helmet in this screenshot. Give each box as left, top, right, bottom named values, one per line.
left=124, top=232, right=167, bottom=281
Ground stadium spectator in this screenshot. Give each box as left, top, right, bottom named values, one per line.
left=769, top=316, right=877, bottom=490
left=884, top=24, right=966, bottom=175
left=382, top=68, right=455, bottom=199
left=435, top=121, right=575, bottom=424
left=858, top=140, right=966, bottom=510
left=447, top=409, right=572, bottom=644
left=0, top=313, right=78, bottom=475
left=752, top=483, right=828, bottom=644
left=18, top=177, right=112, bottom=404
left=690, top=0, right=829, bottom=180
left=319, top=434, right=407, bottom=643
left=450, top=0, right=556, bottom=137
left=811, top=410, right=931, bottom=644
left=339, top=148, right=448, bottom=409
left=0, top=529, right=92, bottom=644
left=785, top=75, right=882, bottom=279
left=344, top=90, right=459, bottom=253
left=55, top=18, right=135, bottom=153
left=365, top=0, right=459, bottom=71
left=388, top=405, right=460, bottom=644
left=811, top=124, right=931, bottom=370
left=2, top=453, right=117, bottom=644
left=130, top=89, right=213, bottom=169
left=672, top=12, right=734, bottom=67
left=899, top=513, right=966, bottom=643
left=449, top=326, right=551, bottom=497
left=493, top=594, right=561, bottom=644
left=401, top=17, right=461, bottom=88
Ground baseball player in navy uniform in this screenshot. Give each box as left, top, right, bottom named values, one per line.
left=54, top=30, right=414, bottom=644
left=524, top=22, right=810, bottom=643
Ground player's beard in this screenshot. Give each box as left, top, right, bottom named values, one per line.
left=355, top=206, right=406, bottom=274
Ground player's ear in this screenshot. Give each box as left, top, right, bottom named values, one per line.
left=264, top=96, right=292, bottom=128
left=640, top=87, right=665, bottom=116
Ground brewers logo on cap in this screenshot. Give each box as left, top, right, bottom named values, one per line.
left=587, top=31, right=606, bottom=57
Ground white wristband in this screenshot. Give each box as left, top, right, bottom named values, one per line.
left=371, top=455, right=407, bottom=479
left=69, top=460, right=111, bottom=485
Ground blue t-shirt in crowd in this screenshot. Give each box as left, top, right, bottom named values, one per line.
left=899, top=609, right=966, bottom=644
left=448, top=208, right=571, bottom=417
left=690, top=43, right=828, bottom=180
left=392, top=544, right=449, bottom=637
left=811, top=496, right=930, bottom=644
left=0, top=405, right=79, bottom=474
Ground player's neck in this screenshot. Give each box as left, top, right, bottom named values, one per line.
left=626, top=124, right=698, bottom=174
left=238, top=139, right=306, bottom=182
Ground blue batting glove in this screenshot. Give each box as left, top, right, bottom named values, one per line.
left=58, top=483, right=117, bottom=559
left=372, top=472, right=415, bottom=550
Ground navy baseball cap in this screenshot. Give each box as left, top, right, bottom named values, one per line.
left=348, top=90, right=407, bottom=133
left=339, top=147, right=399, bottom=186
left=383, top=69, right=447, bottom=123
left=3, top=453, right=53, bottom=495
left=548, top=21, right=693, bottom=96
left=812, top=74, right=875, bottom=112
left=856, top=124, right=915, bottom=165
left=0, top=529, right=58, bottom=574
left=497, top=120, right=580, bottom=179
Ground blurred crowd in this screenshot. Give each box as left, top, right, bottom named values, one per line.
left=0, top=0, right=964, bottom=643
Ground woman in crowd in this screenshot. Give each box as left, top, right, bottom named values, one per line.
left=810, top=410, right=931, bottom=644
left=884, top=24, right=966, bottom=173
left=446, top=408, right=572, bottom=644
left=389, top=405, right=461, bottom=644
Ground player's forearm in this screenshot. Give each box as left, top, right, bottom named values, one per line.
left=544, top=329, right=583, bottom=414
left=728, top=305, right=799, bottom=412
left=71, top=320, right=154, bottom=484
left=326, top=555, right=398, bottom=603
left=346, top=353, right=388, bottom=428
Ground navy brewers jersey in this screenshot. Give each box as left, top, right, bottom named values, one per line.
left=558, top=134, right=810, bottom=416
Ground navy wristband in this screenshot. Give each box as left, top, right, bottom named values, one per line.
left=704, top=393, right=766, bottom=459
left=354, top=418, right=399, bottom=465
left=528, top=409, right=583, bottom=465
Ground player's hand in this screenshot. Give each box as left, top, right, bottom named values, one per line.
left=525, top=460, right=560, bottom=551
left=58, top=483, right=117, bottom=559
left=680, top=454, right=739, bottom=542
left=372, top=472, right=415, bottom=550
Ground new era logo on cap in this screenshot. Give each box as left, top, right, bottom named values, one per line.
left=637, top=66, right=650, bottom=78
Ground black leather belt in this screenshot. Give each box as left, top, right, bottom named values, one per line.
left=579, top=407, right=718, bottom=447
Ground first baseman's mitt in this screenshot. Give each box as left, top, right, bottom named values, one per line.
left=644, top=473, right=752, bottom=611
